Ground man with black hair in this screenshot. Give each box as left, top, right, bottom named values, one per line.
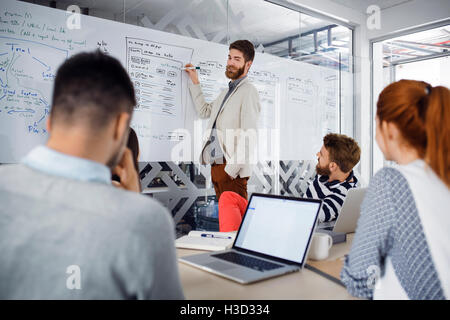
left=0, top=51, right=184, bottom=299
left=185, top=40, right=261, bottom=201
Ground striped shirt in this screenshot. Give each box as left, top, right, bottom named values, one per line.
left=341, top=160, right=449, bottom=300
left=305, top=170, right=358, bottom=223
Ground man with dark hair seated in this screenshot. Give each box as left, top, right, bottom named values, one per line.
left=219, top=133, right=361, bottom=231
left=305, top=133, right=361, bottom=223
left=0, top=51, right=184, bottom=299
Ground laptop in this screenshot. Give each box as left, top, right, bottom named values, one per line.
left=179, top=193, right=322, bottom=284
left=317, top=187, right=367, bottom=234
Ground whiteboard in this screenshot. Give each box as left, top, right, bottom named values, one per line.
left=0, top=0, right=341, bottom=163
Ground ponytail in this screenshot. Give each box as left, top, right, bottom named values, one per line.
left=425, top=86, right=450, bottom=188
left=377, top=80, right=450, bottom=188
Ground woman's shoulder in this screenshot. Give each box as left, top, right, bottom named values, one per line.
left=365, top=166, right=416, bottom=212
left=371, top=166, right=407, bottom=188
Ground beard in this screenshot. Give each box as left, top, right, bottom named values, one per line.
left=316, top=162, right=331, bottom=176
left=225, top=64, right=245, bottom=80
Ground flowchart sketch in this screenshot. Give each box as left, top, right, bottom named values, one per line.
left=0, top=0, right=344, bottom=163
left=321, top=72, right=339, bottom=134
left=126, top=37, right=193, bottom=160
left=0, top=0, right=91, bottom=163
left=0, top=36, right=67, bottom=161
left=248, top=69, right=279, bottom=129
left=197, top=60, right=227, bottom=103
left=286, top=76, right=319, bottom=108
left=281, top=68, right=324, bottom=160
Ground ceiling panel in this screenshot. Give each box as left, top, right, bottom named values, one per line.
left=329, top=0, right=414, bottom=13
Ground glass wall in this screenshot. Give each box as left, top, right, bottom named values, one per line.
left=21, top=0, right=354, bottom=143
left=15, top=0, right=355, bottom=231
left=371, top=24, right=450, bottom=175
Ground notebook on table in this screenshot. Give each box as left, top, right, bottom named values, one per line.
left=176, top=231, right=237, bottom=251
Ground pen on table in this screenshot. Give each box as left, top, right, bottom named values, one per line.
left=201, top=233, right=233, bottom=239
left=182, top=66, right=200, bottom=70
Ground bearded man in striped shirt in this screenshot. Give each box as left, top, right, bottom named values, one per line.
left=305, top=133, right=361, bottom=223
left=218, top=133, right=361, bottom=232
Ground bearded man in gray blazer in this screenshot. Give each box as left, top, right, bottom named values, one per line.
left=185, top=40, right=261, bottom=201
left=0, top=51, right=184, bottom=299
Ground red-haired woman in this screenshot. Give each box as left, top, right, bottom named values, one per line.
left=341, top=80, right=450, bottom=300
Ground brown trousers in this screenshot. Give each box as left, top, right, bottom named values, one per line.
left=211, top=163, right=249, bottom=201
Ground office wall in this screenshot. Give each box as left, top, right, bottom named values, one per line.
left=17, top=0, right=446, bottom=227
left=366, top=0, right=450, bottom=40
left=290, top=0, right=449, bottom=181
left=285, top=0, right=372, bottom=184
left=366, top=0, right=450, bottom=175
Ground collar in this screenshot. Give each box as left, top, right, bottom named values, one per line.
left=21, top=145, right=111, bottom=185
left=228, top=75, right=247, bottom=91
left=319, top=170, right=357, bottom=187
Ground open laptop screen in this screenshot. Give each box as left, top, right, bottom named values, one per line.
left=234, top=194, right=321, bottom=264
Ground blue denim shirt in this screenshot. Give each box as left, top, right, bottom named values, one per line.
left=21, top=145, right=111, bottom=185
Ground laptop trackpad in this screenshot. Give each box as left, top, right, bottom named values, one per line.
left=204, top=261, right=237, bottom=272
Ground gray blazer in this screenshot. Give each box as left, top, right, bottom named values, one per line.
left=0, top=164, right=184, bottom=299
left=189, top=77, right=261, bottom=178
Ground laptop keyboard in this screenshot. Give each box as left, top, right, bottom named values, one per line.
left=212, top=252, right=283, bottom=272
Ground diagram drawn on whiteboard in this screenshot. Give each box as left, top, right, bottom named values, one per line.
left=126, top=37, right=193, bottom=145
left=0, top=36, right=67, bottom=136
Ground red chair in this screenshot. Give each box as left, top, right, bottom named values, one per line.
left=218, top=191, right=248, bottom=232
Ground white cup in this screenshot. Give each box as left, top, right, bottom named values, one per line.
left=308, top=233, right=333, bottom=261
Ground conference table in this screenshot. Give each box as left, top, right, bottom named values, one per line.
left=177, top=234, right=359, bottom=300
